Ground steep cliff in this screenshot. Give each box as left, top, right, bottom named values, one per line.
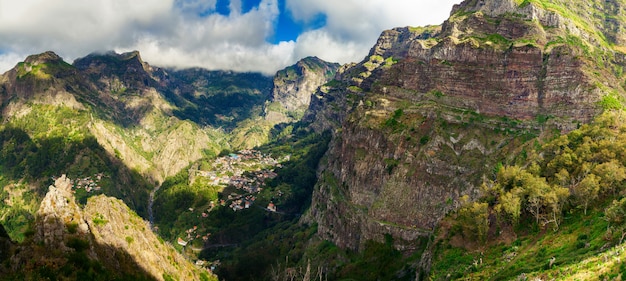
left=305, top=0, right=626, bottom=251
left=266, top=57, right=340, bottom=123
left=229, top=57, right=339, bottom=148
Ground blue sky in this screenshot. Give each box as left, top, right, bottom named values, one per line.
left=213, top=0, right=324, bottom=43
left=0, top=0, right=462, bottom=74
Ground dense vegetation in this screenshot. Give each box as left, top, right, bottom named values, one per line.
left=150, top=125, right=333, bottom=279
left=0, top=105, right=151, bottom=241
left=432, top=111, right=626, bottom=279
left=164, top=70, right=273, bottom=130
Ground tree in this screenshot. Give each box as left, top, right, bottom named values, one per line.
left=496, top=189, right=522, bottom=225
left=554, top=168, right=570, bottom=187
left=605, top=198, right=626, bottom=226
left=458, top=201, right=490, bottom=243
left=605, top=198, right=626, bottom=243
left=496, top=165, right=524, bottom=191
left=523, top=174, right=551, bottom=225
left=544, top=186, right=569, bottom=229
left=593, top=160, right=626, bottom=194
left=573, top=174, right=600, bottom=215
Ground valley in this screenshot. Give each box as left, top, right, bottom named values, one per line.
left=2, top=0, right=626, bottom=280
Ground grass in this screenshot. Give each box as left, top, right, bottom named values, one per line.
left=599, top=94, right=624, bottom=111
left=431, top=204, right=615, bottom=280
left=92, top=213, right=109, bottom=226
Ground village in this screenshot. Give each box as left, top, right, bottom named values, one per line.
left=53, top=173, right=106, bottom=193
left=189, top=149, right=286, bottom=212
left=177, top=149, right=287, bottom=261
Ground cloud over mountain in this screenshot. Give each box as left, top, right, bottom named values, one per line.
left=0, top=0, right=460, bottom=75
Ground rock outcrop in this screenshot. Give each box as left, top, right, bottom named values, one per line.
left=7, top=175, right=214, bottom=281
left=34, top=175, right=91, bottom=252
left=84, top=195, right=207, bottom=281
left=305, top=0, right=626, bottom=251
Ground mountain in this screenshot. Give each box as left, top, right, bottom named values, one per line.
left=266, top=57, right=340, bottom=123
left=0, top=48, right=339, bottom=279
left=298, top=0, right=626, bottom=277
left=226, top=57, right=338, bottom=149
left=0, top=175, right=215, bottom=280
left=4, top=0, right=626, bottom=279
left=0, top=50, right=224, bottom=241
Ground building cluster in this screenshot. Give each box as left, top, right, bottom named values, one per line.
left=227, top=195, right=257, bottom=211
left=176, top=150, right=287, bottom=255
left=189, top=149, right=283, bottom=212
left=191, top=149, right=283, bottom=189
left=53, top=173, right=106, bottom=193
left=229, top=169, right=278, bottom=193
left=178, top=224, right=211, bottom=247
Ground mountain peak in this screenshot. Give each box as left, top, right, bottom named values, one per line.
left=23, top=51, right=64, bottom=65
left=73, top=50, right=157, bottom=90
left=449, top=0, right=626, bottom=46
left=298, top=56, right=324, bottom=64
left=119, top=50, right=142, bottom=60
left=99, top=50, right=145, bottom=64
left=268, top=57, right=339, bottom=119
left=75, top=50, right=146, bottom=67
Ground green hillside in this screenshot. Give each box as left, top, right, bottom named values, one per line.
left=431, top=110, right=626, bottom=280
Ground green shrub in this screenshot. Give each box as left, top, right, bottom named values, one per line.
left=67, top=222, right=79, bottom=234
left=163, top=273, right=176, bottom=281
left=92, top=213, right=108, bottom=226
left=67, top=237, right=90, bottom=252
left=599, top=94, right=623, bottom=110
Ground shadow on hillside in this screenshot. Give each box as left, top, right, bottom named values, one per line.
left=0, top=60, right=153, bottom=129
left=161, top=69, right=273, bottom=131
left=0, top=219, right=157, bottom=281
left=0, top=127, right=152, bottom=220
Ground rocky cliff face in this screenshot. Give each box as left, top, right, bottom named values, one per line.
left=34, top=175, right=91, bottom=251
left=266, top=57, right=340, bottom=123
left=227, top=57, right=338, bottom=149
left=6, top=175, right=213, bottom=281
left=305, top=0, right=626, bottom=251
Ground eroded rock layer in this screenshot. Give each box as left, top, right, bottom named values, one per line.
left=305, top=0, right=626, bottom=250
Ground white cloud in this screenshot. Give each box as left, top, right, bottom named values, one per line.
left=131, top=37, right=296, bottom=75
left=0, top=52, right=24, bottom=74
left=176, top=0, right=217, bottom=15
left=0, top=0, right=462, bottom=75
left=115, top=0, right=287, bottom=75
left=287, top=0, right=462, bottom=64
left=0, top=0, right=173, bottom=54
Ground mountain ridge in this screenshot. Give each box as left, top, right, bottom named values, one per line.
left=0, top=48, right=340, bottom=279
left=303, top=0, right=626, bottom=256
left=4, top=0, right=626, bottom=279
